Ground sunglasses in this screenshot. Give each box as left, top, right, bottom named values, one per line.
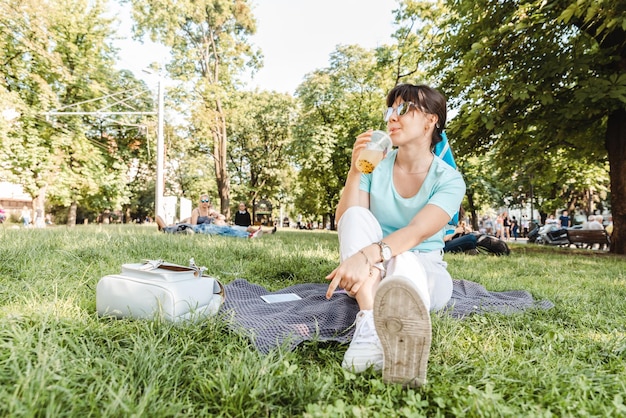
left=201, top=199, right=210, bottom=203
left=384, top=101, right=417, bottom=122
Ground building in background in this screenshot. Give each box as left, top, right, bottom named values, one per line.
left=0, top=182, right=32, bottom=220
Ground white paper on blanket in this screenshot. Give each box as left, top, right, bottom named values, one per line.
left=261, top=293, right=302, bottom=303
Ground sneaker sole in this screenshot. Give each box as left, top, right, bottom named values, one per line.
left=374, top=275, right=431, bottom=387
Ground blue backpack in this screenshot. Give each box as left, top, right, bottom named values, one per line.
left=434, top=132, right=460, bottom=226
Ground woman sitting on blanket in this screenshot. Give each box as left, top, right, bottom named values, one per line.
left=157, top=194, right=275, bottom=238
left=190, top=194, right=226, bottom=226
left=326, top=84, right=466, bottom=387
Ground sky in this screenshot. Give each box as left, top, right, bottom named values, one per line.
left=111, top=0, right=399, bottom=95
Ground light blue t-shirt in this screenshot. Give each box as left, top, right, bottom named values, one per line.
left=360, top=149, right=466, bottom=252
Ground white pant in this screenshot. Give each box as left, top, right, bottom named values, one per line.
left=337, top=206, right=453, bottom=311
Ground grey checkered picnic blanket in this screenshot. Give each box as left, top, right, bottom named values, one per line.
left=221, top=279, right=554, bottom=354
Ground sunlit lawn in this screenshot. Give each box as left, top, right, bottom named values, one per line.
left=1, top=224, right=625, bottom=417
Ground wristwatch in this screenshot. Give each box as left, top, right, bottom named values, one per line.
left=376, top=241, right=392, bottom=262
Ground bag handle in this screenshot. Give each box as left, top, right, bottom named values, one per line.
left=135, top=258, right=225, bottom=299
left=139, top=258, right=207, bottom=278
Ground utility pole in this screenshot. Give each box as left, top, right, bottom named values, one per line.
left=155, top=78, right=165, bottom=220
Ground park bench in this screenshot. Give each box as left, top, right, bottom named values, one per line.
left=566, top=229, right=611, bottom=250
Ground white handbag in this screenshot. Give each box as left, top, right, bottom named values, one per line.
left=96, top=259, right=225, bottom=322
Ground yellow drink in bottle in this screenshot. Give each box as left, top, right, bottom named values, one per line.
left=356, top=130, right=391, bottom=174
left=356, top=149, right=384, bottom=174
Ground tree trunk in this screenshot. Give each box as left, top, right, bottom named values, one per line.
left=606, top=107, right=626, bottom=254
left=34, top=185, right=47, bottom=228
left=586, top=188, right=594, bottom=216
left=466, top=190, right=479, bottom=231
left=213, top=97, right=231, bottom=220
left=251, top=197, right=257, bottom=225
left=67, top=201, right=77, bottom=227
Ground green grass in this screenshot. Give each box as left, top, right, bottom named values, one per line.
left=1, top=225, right=625, bottom=417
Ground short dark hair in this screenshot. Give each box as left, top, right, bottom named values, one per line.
left=386, top=84, right=447, bottom=147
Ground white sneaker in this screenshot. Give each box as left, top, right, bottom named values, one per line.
left=249, top=228, right=264, bottom=239
left=374, top=275, right=431, bottom=387
left=341, top=310, right=383, bottom=372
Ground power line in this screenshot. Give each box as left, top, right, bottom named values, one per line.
left=44, top=111, right=156, bottom=116
left=41, top=79, right=166, bottom=219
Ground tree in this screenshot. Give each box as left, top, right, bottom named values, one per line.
left=128, top=0, right=260, bottom=219
left=52, top=1, right=135, bottom=225
left=452, top=103, right=610, bottom=223
left=294, top=45, right=392, bottom=229
left=560, top=0, right=626, bottom=251
left=454, top=154, right=502, bottom=230
left=1, top=0, right=64, bottom=214
left=396, top=0, right=625, bottom=252
left=0, top=0, right=142, bottom=226
left=226, top=90, right=295, bottom=221
left=382, top=0, right=444, bottom=85
left=166, top=127, right=218, bottom=203
left=98, top=71, right=159, bottom=223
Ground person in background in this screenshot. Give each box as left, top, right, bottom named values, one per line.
left=34, top=207, right=45, bottom=228
left=521, top=215, right=529, bottom=238
left=494, top=214, right=504, bottom=239
left=234, top=202, right=252, bottom=229
left=190, top=194, right=225, bottom=226
left=502, top=212, right=510, bottom=241
left=558, top=210, right=570, bottom=228
left=157, top=195, right=272, bottom=238
left=606, top=215, right=613, bottom=235
left=545, top=214, right=558, bottom=225
left=20, top=205, right=31, bottom=227
left=443, top=221, right=477, bottom=254
left=326, top=83, right=465, bottom=387
left=483, top=215, right=494, bottom=235
left=579, top=215, right=606, bottom=250
left=583, top=215, right=603, bottom=230
left=510, top=216, right=519, bottom=241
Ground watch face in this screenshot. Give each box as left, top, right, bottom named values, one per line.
left=381, top=245, right=392, bottom=261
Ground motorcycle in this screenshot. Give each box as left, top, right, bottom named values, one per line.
left=535, top=224, right=570, bottom=246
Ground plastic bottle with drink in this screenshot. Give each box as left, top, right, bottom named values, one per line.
left=356, top=130, right=392, bottom=174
